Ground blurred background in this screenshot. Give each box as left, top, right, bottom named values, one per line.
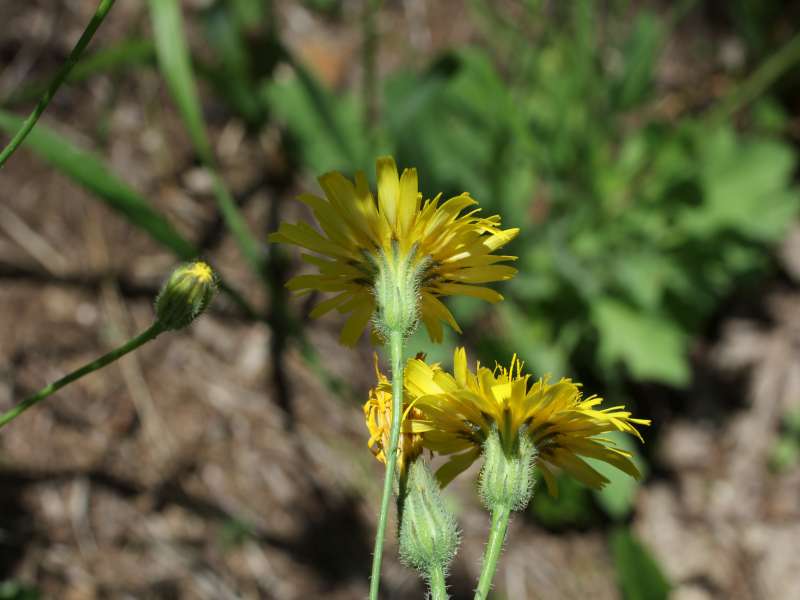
left=2, top=0, right=800, bottom=598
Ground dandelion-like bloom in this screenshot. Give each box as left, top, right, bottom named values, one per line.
left=268, top=157, right=518, bottom=345
left=363, top=355, right=423, bottom=473
left=405, top=348, right=651, bottom=495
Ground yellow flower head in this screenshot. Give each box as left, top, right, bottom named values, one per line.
left=363, top=354, right=423, bottom=473
left=405, top=348, right=651, bottom=495
left=269, top=157, right=519, bottom=346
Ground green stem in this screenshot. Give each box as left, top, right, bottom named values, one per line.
left=369, top=329, right=405, bottom=600
left=0, top=322, right=164, bottom=429
left=429, top=565, right=449, bottom=600
left=0, top=0, right=117, bottom=168
left=475, top=505, right=511, bottom=600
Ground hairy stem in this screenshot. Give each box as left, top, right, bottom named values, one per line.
left=369, top=329, right=404, bottom=600
left=474, top=505, right=511, bottom=600
left=429, top=564, right=449, bottom=600
left=0, top=322, right=164, bottom=429
left=0, top=0, right=117, bottom=168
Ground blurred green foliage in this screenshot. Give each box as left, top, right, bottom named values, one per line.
left=267, top=1, right=800, bottom=388
left=530, top=474, right=595, bottom=529
left=611, top=527, right=671, bottom=600
left=770, top=407, right=800, bottom=471
left=0, top=582, right=39, bottom=600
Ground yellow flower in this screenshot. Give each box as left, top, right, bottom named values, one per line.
left=363, top=354, right=423, bottom=473
left=268, top=157, right=518, bottom=346
left=405, top=348, right=651, bottom=495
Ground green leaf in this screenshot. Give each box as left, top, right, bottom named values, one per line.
left=611, top=527, right=670, bottom=600
left=148, top=0, right=263, bottom=275
left=202, top=5, right=264, bottom=125
left=587, top=431, right=647, bottom=520
left=784, top=407, right=800, bottom=435
left=261, top=67, right=367, bottom=173
left=530, top=473, right=595, bottom=529
left=148, top=0, right=212, bottom=161
left=0, top=581, right=39, bottom=600
left=0, top=110, right=196, bottom=259
left=593, top=298, right=690, bottom=386
left=770, top=435, right=800, bottom=472
left=689, top=126, right=799, bottom=241
left=612, top=13, right=662, bottom=110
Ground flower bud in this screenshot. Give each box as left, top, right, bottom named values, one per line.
left=479, top=428, right=537, bottom=512
left=155, top=261, right=216, bottom=330
left=373, top=242, right=426, bottom=338
left=398, top=459, right=460, bottom=575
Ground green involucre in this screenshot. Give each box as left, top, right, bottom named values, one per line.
left=479, top=427, right=537, bottom=512
left=155, top=262, right=217, bottom=330
left=373, top=242, right=427, bottom=338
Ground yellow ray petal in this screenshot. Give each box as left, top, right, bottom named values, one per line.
left=376, top=156, right=400, bottom=231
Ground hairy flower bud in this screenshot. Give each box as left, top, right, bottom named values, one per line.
left=155, top=261, right=216, bottom=330
left=479, top=428, right=537, bottom=512
left=398, top=459, right=460, bottom=575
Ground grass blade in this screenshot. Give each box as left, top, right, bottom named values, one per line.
left=148, top=0, right=264, bottom=275
left=0, top=109, right=195, bottom=258
left=148, top=0, right=211, bottom=162
left=0, top=109, right=263, bottom=320
left=0, top=0, right=117, bottom=168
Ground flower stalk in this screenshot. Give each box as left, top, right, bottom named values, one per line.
left=369, top=328, right=405, bottom=600
left=475, top=505, right=511, bottom=600
left=0, top=261, right=215, bottom=430
left=474, top=429, right=536, bottom=599
left=429, top=565, right=449, bottom=600
left=0, top=322, right=164, bottom=429
left=0, top=0, right=117, bottom=168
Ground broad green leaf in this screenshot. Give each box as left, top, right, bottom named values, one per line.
left=0, top=110, right=195, bottom=259
left=611, top=527, right=670, bottom=600
left=613, top=252, right=672, bottom=310
left=0, top=581, right=40, bottom=600
left=587, top=431, right=647, bottom=520
left=530, top=473, right=595, bottom=529
left=593, top=298, right=690, bottom=386
left=688, top=126, right=799, bottom=241
left=496, top=302, right=569, bottom=378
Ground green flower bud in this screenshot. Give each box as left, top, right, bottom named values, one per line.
left=398, top=459, right=460, bottom=576
left=373, top=242, right=427, bottom=338
left=479, top=428, right=537, bottom=512
left=155, top=261, right=217, bottom=330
